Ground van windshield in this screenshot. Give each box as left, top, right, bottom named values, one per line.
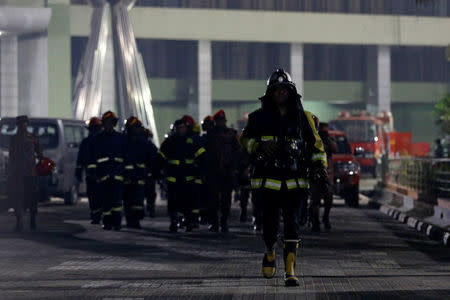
left=0, top=122, right=59, bottom=149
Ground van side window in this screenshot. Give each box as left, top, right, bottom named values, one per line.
left=64, top=125, right=84, bottom=148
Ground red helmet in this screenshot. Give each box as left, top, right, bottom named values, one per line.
left=35, top=157, right=55, bottom=176
left=312, top=114, right=319, bottom=129
left=102, top=111, right=118, bottom=122
left=125, top=116, right=142, bottom=128
left=182, top=115, right=196, bottom=127
left=87, top=117, right=102, bottom=128
left=213, top=110, right=226, bottom=120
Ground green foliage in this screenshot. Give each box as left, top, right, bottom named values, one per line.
left=434, top=94, right=450, bottom=135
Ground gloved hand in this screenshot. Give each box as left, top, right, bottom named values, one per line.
left=258, top=141, right=279, bottom=159
left=310, top=166, right=328, bottom=184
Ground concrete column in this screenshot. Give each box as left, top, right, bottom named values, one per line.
left=290, top=43, right=304, bottom=95
left=18, top=33, right=49, bottom=117
left=366, top=45, right=391, bottom=114
left=0, top=36, right=19, bottom=117
left=197, top=40, right=212, bottom=121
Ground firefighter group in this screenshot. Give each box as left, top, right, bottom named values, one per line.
left=11, top=69, right=337, bottom=287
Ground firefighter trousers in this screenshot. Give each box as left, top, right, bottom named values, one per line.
left=124, top=183, right=145, bottom=223
left=167, top=182, right=194, bottom=224
left=261, top=185, right=307, bottom=249
left=98, top=179, right=123, bottom=228
left=208, top=183, right=233, bottom=228
left=86, top=179, right=101, bottom=222
left=309, top=181, right=333, bottom=225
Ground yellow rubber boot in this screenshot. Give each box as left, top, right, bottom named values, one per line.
left=283, top=241, right=299, bottom=287
left=262, top=250, right=276, bottom=279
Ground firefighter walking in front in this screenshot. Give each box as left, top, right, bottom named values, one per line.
left=240, top=69, right=328, bottom=287
left=88, top=111, right=127, bottom=230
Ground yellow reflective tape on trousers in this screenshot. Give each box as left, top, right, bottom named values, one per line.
left=251, top=178, right=263, bottom=189
left=286, top=179, right=298, bottom=190
left=185, top=159, right=194, bottom=164
left=102, top=210, right=112, bottom=216
left=186, top=137, right=193, bottom=144
left=112, top=206, right=123, bottom=212
left=264, top=179, right=282, bottom=190
left=166, top=176, right=176, bottom=183
left=98, top=175, right=110, bottom=182
left=114, top=157, right=124, bottom=163
left=137, top=180, right=146, bottom=185
left=125, top=165, right=134, bottom=170
left=186, top=176, right=195, bottom=182
left=159, top=151, right=167, bottom=159
left=298, top=178, right=310, bottom=188
left=137, top=163, right=146, bottom=168
left=87, top=164, right=97, bottom=169
left=194, top=147, right=206, bottom=157
left=131, top=205, right=143, bottom=210
left=168, top=160, right=180, bottom=165
left=194, top=178, right=203, bottom=184
left=192, top=209, right=200, bottom=213
left=261, top=136, right=276, bottom=142
left=97, top=157, right=109, bottom=163
left=114, top=175, right=124, bottom=181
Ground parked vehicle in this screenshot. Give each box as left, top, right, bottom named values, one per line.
left=0, top=117, right=87, bottom=206
left=329, top=112, right=387, bottom=178
left=329, top=130, right=361, bottom=206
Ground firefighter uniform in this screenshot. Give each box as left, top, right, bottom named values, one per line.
left=143, top=129, right=158, bottom=218
left=309, top=123, right=337, bottom=232
left=76, top=117, right=102, bottom=224
left=240, top=69, right=327, bottom=286
left=206, top=110, right=241, bottom=233
left=8, top=115, right=43, bottom=230
left=88, top=111, right=127, bottom=230
left=123, top=117, right=158, bottom=229
left=159, top=119, right=206, bottom=232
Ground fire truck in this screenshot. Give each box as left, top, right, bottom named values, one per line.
left=329, top=111, right=392, bottom=178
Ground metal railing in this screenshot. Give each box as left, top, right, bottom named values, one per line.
left=387, top=157, right=450, bottom=204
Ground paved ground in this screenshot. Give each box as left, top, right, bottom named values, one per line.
left=0, top=197, right=449, bottom=299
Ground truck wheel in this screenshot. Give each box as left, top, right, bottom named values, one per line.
left=344, top=186, right=359, bottom=208
left=64, top=184, right=79, bottom=205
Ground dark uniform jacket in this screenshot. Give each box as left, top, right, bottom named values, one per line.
left=124, top=134, right=158, bottom=186
left=88, top=130, right=128, bottom=183
left=206, top=126, right=241, bottom=184
left=158, top=135, right=206, bottom=184
left=240, top=108, right=327, bottom=191
left=76, top=132, right=99, bottom=182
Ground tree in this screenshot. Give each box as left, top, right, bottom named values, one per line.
left=434, top=94, right=450, bottom=135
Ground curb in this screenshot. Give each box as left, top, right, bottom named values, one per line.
left=375, top=203, right=450, bottom=247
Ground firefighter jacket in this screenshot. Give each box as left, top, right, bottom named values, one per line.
left=88, top=130, right=127, bottom=183
left=158, top=134, right=206, bottom=184
left=9, top=132, right=43, bottom=177
left=76, top=131, right=99, bottom=182
left=240, top=108, right=327, bottom=191
left=205, top=126, right=241, bottom=184
left=124, top=134, right=158, bottom=186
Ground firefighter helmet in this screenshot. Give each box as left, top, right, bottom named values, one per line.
left=260, top=68, right=299, bottom=102
left=312, top=114, right=320, bottom=130
left=87, top=117, right=102, bottom=128
left=125, top=116, right=142, bottom=129
left=182, top=115, right=196, bottom=127
left=102, top=111, right=118, bottom=121
left=35, top=157, right=56, bottom=176
left=213, top=109, right=226, bottom=120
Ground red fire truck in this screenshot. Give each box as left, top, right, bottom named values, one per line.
left=329, top=111, right=391, bottom=178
